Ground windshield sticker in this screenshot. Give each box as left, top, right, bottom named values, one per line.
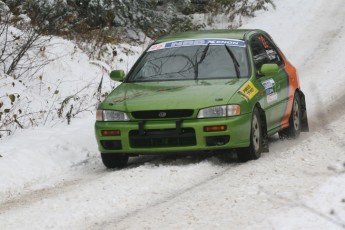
left=262, top=79, right=278, bottom=103
left=238, top=81, right=258, bottom=102
left=148, top=39, right=246, bottom=52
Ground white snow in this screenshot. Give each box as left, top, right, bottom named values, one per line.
left=1, top=0, right=345, bottom=229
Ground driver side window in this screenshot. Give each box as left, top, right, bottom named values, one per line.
left=250, top=35, right=284, bottom=70
left=250, top=37, right=269, bottom=70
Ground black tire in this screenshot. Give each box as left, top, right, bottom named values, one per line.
left=279, top=92, right=301, bottom=139
left=237, top=107, right=263, bottom=162
left=101, top=153, right=129, bottom=168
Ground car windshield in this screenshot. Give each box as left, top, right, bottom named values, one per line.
left=128, top=42, right=250, bottom=82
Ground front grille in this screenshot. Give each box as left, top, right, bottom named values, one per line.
left=131, top=110, right=194, bottom=119
left=129, top=128, right=196, bottom=148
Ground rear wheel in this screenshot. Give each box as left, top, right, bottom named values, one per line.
left=101, top=153, right=128, bottom=168
left=279, top=92, right=301, bottom=139
left=237, top=107, right=263, bottom=162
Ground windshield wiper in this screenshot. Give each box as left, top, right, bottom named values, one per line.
left=195, top=43, right=210, bottom=80
left=224, top=45, right=240, bottom=78
left=198, top=43, right=210, bottom=65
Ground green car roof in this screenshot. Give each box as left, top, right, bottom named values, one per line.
left=155, top=29, right=261, bottom=43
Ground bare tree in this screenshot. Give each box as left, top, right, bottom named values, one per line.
left=0, top=1, right=66, bottom=79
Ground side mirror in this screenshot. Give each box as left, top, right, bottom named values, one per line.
left=258, top=64, right=279, bottom=76
left=110, top=70, right=125, bottom=82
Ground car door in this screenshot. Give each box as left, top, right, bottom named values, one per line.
left=250, top=34, right=289, bottom=133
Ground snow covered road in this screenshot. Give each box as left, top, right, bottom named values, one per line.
left=1, top=0, right=345, bottom=229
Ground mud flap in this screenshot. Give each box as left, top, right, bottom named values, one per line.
left=298, top=91, right=309, bottom=132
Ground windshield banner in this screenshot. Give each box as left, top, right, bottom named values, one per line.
left=148, top=39, right=246, bottom=52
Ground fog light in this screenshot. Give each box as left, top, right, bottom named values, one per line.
left=101, top=140, right=122, bottom=150
left=206, top=135, right=230, bottom=146
left=204, top=125, right=227, bottom=132
left=101, top=130, right=121, bottom=136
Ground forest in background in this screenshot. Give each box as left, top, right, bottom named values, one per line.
left=2, top=0, right=273, bottom=42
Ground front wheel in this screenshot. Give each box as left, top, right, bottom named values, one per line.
left=237, top=107, right=263, bottom=162
left=101, top=153, right=128, bottom=168
left=279, top=92, right=301, bottom=139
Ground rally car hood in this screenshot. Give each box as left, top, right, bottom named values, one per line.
left=100, top=79, right=248, bottom=112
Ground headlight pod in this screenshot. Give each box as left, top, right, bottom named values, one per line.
left=197, top=105, right=240, bottom=118
left=96, top=110, right=129, bottom=121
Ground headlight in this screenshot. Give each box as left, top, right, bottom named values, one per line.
left=96, top=110, right=129, bottom=121
left=197, top=105, right=240, bottom=118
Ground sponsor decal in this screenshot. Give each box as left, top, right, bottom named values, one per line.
left=262, top=79, right=274, bottom=90
left=262, top=79, right=278, bottom=103
left=148, top=43, right=165, bottom=51
left=238, top=81, right=258, bottom=102
left=266, top=87, right=274, bottom=95
left=267, top=93, right=278, bottom=103
left=148, top=39, right=246, bottom=52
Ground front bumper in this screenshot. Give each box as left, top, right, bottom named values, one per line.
left=95, top=114, right=251, bottom=155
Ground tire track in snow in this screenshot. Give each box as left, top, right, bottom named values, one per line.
left=0, top=179, right=82, bottom=214
left=0, top=153, right=214, bottom=213
left=0, top=154, right=231, bottom=230
left=87, top=163, right=238, bottom=229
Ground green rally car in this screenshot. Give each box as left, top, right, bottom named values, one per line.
left=95, top=29, right=309, bottom=168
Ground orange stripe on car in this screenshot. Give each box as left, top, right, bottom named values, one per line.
left=279, top=51, right=300, bottom=129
